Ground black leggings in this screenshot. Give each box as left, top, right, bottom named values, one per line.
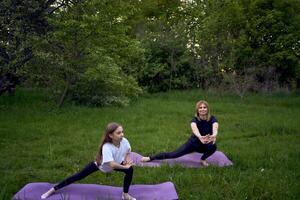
left=54, top=162, right=133, bottom=193
left=150, top=136, right=217, bottom=161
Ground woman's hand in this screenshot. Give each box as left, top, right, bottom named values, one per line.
left=198, top=135, right=210, bottom=144
left=208, top=135, right=217, bottom=144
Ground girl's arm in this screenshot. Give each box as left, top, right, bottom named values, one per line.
left=191, top=122, right=209, bottom=144
left=124, top=153, right=132, bottom=164
left=109, top=161, right=133, bottom=170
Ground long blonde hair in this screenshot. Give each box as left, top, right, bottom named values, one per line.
left=95, top=122, right=121, bottom=166
left=195, top=100, right=211, bottom=121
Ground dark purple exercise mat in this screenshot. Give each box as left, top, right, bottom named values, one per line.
left=130, top=151, right=233, bottom=167
left=12, top=182, right=178, bottom=200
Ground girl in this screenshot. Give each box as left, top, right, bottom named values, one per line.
left=142, top=100, right=218, bottom=166
left=41, top=122, right=136, bottom=200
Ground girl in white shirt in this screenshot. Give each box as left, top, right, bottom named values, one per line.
left=41, top=122, right=136, bottom=200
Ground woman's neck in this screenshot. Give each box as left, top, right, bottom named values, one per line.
left=199, top=115, right=207, bottom=120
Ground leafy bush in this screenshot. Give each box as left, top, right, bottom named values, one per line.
left=72, top=57, right=142, bottom=106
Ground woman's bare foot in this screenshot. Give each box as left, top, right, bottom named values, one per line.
left=141, top=156, right=150, bottom=162
left=41, top=187, right=55, bottom=199
left=200, top=159, right=209, bottom=167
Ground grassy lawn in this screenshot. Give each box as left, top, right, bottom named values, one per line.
left=0, top=89, right=299, bottom=199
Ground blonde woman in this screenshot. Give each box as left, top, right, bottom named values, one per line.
left=142, top=100, right=218, bottom=166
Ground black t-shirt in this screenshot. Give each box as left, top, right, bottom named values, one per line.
left=191, top=116, right=218, bottom=136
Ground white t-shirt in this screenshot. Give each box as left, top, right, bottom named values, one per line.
left=99, top=137, right=131, bottom=173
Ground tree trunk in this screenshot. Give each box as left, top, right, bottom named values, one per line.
left=58, top=80, right=69, bottom=108
left=168, top=49, right=175, bottom=90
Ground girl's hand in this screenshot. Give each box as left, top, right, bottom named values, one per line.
left=123, top=159, right=133, bottom=165
left=123, top=162, right=134, bottom=169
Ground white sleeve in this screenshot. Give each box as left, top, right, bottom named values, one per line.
left=102, top=144, right=114, bottom=164
left=124, top=138, right=131, bottom=153
left=127, top=142, right=131, bottom=153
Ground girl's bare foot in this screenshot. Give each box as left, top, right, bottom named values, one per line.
left=200, top=159, right=209, bottom=167
left=141, top=156, right=150, bottom=162
left=122, top=192, right=136, bottom=200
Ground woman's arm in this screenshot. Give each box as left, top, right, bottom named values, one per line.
left=209, top=122, right=219, bottom=143
left=191, top=122, right=209, bottom=144
left=212, top=122, right=219, bottom=136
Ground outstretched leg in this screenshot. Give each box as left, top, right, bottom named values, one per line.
left=54, top=161, right=99, bottom=190
left=41, top=161, right=99, bottom=199
left=147, top=140, right=196, bottom=161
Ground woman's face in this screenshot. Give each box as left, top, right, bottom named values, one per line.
left=109, top=126, right=124, bottom=143
left=198, top=103, right=208, bottom=116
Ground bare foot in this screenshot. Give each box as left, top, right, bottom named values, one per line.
left=200, top=160, right=209, bottom=167
left=141, top=156, right=150, bottom=162
left=41, top=187, right=55, bottom=199
left=122, top=192, right=136, bottom=200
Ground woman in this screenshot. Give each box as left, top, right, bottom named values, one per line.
left=142, top=100, right=218, bottom=166
left=41, top=122, right=136, bottom=200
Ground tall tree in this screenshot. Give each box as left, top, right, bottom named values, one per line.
left=27, top=0, right=143, bottom=106
left=186, top=0, right=300, bottom=89
left=129, top=0, right=192, bottom=92
left=0, top=0, right=65, bottom=95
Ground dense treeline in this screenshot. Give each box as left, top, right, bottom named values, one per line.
left=1, top=0, right=299, bottom=105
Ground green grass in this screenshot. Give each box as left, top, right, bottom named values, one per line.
left=0, top=89, right=299, bottom=199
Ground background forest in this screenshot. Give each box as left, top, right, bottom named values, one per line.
left=1, top=0, right=299, bottom=106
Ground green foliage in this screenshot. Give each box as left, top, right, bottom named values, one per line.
left=72, top=55, right=142, bottom=106
left=0, top=0, right=53, bottom=94
left=131, top=0, right=193, bottom=92
left=132, top=0, right=300, bottom=91
left=25, top=0, right=144, bottom=106
left=247, top=0, right=300, bottom=87
left=6, top=0, right=299, bottom=99
left=139, top=38, right=191, bottom=92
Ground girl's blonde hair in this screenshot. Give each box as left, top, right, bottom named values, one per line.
left=195, top=100, right=211, bottom=121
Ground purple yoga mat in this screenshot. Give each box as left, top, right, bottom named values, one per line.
left=12, top=182, right=178, bottom=200
left=130, top=151, right=233, bottom=168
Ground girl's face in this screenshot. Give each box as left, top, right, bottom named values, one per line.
left=109, top=126, right=124, bottom=143
left=198, top=103, right=208, bottom=116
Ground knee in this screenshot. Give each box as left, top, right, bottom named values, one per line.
left=208, top=144, right=217, bottom=152
left=126, top=166, right=133, bottom=175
